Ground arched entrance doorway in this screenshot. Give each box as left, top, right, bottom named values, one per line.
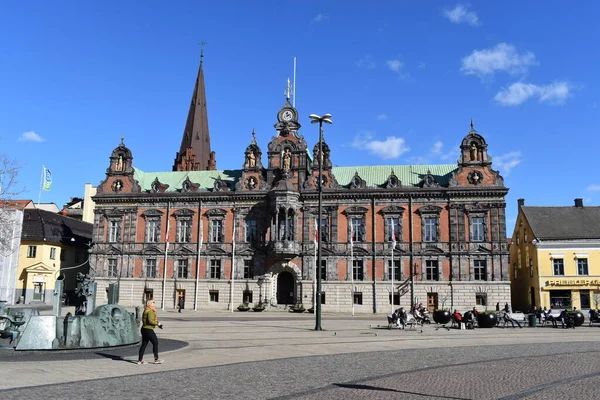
left=277, top=271, right=295, bottom=305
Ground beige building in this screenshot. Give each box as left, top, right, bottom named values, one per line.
left=510, top=198, right=600, bottom=311
left=17, top=208, right=92, bottom=304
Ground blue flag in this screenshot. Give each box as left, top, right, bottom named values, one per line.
left=43, top=168, right=52, bottom=191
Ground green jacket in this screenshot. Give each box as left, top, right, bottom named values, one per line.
left=142, top=308, right=159, bottom=330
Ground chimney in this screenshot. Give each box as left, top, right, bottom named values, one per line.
left=517, top=198, right=525, bottom=207
left=574, top=198, right=584, bottom=208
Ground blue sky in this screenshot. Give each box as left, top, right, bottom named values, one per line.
left=1, top=1, right=599, bottom=228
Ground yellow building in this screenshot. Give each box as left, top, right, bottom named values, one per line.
left=17, top=208, right=92, bottom=304
left=510, top=198, right=600, bottom=311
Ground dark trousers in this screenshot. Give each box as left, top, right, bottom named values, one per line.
left=139, top=328, right=159, bottom=361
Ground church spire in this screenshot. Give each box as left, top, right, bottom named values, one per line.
left=173, top=44, right=214, bottom=171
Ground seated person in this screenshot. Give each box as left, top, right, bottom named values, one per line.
left=503, top=312, right=522, bottom=328
left=452, top=309, right=462, bottom=324
left=544, top=309, right=558, bottom=327
left=463, top=311, right=474, bottom=328
left=560, top=309, right=575, bottom=329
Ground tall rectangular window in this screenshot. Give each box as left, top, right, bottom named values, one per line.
left=177, top=259, right=188, bottom=279
left=243, top=260, right=253, bottom=279
left=177, top=219, right=192, bottom=243
left=245, top=220, right=257, bottom=242
left=389, top=293, right=400, bottom=306
left=109, top=220, right=121, bottom=242
left=145, top=259, right=157, bottom=278
left=353, top=259, right=364, bottom=281
left=425, top=260, right=439, bottom=280
left=209, top=290, right=219, bottom=302
left=474, top=260, right=487, bottom=280
left=351, top=217, right=365, bottom=242
left=146, top=219, right=160, bottom=243
left=243, top=290, right=253, bottom=304
left=476, top=293, right=487, bottom=306
left=320, top=260, right=327, bottom=280
left=388, top=259, right=401, bottom=280
left=50, top=247, right=56, bottom=260
left=108, top=258, right=118, bottom=277
left=387, top=217, right=401, bottom=242
left=471, top=217, right=485, bottom=242
left=210, top=259, right=221, bottom=279
left=553, top=259, right=564, bottom=275
left=424, top=217, right=437, bottom=242
left=353, top=292, right=363, bottom=305
left=319, top=218, right=329, bottom=243
left=210, top=220, right=223, bottom=242
left=27, top=245, right=37, bottom=258
left=577, top=259, right=589, bottom=275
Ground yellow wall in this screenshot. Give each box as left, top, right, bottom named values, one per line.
left=510, top=207, right=600, bottom=310
left=536, top=247, right=600, bottom=309
left=17, top=242, right=89, bottom=304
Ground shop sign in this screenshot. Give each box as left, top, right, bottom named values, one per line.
left=546, top=279, right=600, bottom=286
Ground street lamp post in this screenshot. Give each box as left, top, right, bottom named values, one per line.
left=309, top=113, right=332, bottom=331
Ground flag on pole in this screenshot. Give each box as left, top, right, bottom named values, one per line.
left=391, top=221, right=397, bottom=248
left=43, top=168, right=52, bottom=191
left=314, top=218, right=319, bottom=246
left=350, top=221, right=354, bottom=246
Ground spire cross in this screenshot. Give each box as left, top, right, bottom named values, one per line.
left=470, top=119, right=475, bottom=130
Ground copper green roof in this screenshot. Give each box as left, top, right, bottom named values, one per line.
left=133, top=168, right=241, bottom=191
left=332, top=165, right=457, bottom=187
left=132, top=164, right=458, bottom=192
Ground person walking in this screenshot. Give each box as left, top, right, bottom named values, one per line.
left=178, top=296, right=184, bottom=313
left=138, top=300, right=163, bottom=364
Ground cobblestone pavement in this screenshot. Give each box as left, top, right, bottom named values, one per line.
left=1, top=310, right=599, bottom=399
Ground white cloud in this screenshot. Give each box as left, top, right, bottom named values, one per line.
left=418, top=62, right=426, bottom=69
left=461, top=43, right=537, bottom=77
left=587, top=184, right=600, bottom=191
left=431, top=141, right=443, bottom=154
left=493, top=151, right=522, bottom=175
left=430, top=141, right=458, bottom=161
left=313, top=13, right=328, bottom=22
left=19, top=131, right=45, bottom=142
left=352, top=133, right=410, bottom=160
left=494, top=81, right=571, bottom=106
left=356, top=55, right=376, bottom=70
left=444, top=4, right=480, bottom=26
left=376, top=113, right=388, bottom=121
left=386, top=59, right=404, bottom=73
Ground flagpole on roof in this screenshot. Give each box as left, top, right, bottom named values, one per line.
left=37, top=165, right=44, bottom=204
left=292, top=57, right=296, bottom=108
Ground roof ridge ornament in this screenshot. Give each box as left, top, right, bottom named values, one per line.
left=470, top=119, right=475, bottom=132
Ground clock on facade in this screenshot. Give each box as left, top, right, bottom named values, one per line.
left=281, top=110, right=294, bottom=121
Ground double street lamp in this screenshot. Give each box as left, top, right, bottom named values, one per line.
left=309, top=113, right=332, bottom=331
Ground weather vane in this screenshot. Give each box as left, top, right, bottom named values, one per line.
left=284, top=77, right=293, bottom=101
left=200, top=41, right=208, bottom=59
